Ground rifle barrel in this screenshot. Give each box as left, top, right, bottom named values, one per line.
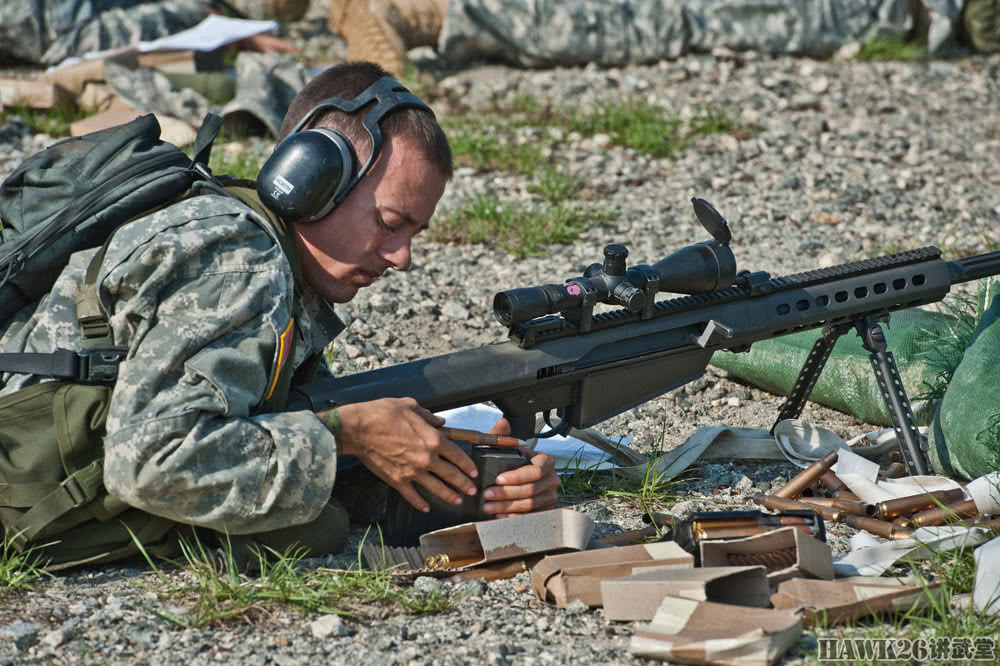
left=948, top=251, right=1000, bottom=285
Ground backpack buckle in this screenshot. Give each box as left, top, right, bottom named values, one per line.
left=77, top=347, right=127, bottom=384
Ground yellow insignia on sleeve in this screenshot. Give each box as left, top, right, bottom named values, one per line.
left=265, top=317, right=295, bottom=400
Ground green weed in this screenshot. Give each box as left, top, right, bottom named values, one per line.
left=207, top=141, right=266, bottom=181
left=129, top=527, right=455, bottom=627
left=914, top=279, right=997, bottom=407
left=856, top=36, right=927, bottom=62
left=0, top=537, right=49, bottom=594
left=444, top=116, right=546, bottom=173
left=431, top=191, right=609, bottom=257
left=527, top=167, right=584, bottom=204
left=0, top=103, right=90, bottom=138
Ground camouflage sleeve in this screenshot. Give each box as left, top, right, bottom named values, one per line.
left=438, top=0, right=913, bottom=67
left=0, top=0, right=213, bottom=65
left=98, top=195, right=337, bottom=535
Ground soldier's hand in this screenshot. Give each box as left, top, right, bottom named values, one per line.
left=332, top=398, right=478, bottom=512
left=480, top=418, right=560, bottom=517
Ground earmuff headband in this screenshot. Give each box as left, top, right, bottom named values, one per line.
left=289, top=76, right=433, bottom=206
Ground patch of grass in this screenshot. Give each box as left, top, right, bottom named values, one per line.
left=856, top=35, right=927, bottom=62
left=431, top=191, right=610, bottom=257
left=0, top=103, right=90, bottom=137
left=0, top=537, right=50, bottom=594
left=803, top=534, right=1000, bottom=665
left=913, top=279, right=997, bottom=407
left=566, top=100, right=734, bottom=158
left=559, top=421, right=684, bottom=519
left=444, top=116, right=546, bottom=173
left=131, top=528, right=456, bottom=628
left=527, top=167, right=584, bottom=204
left=568, top=100, right=684, bottom=157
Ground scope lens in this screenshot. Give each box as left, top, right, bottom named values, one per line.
left=493, top=293, right=514, bottom=326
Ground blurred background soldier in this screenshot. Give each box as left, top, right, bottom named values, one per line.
left=330, top=0, right=1000, bottom=76
left=0, top=0, right=308, bottom=66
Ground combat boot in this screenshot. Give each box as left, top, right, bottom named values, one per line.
left=328, top=0, right=448, bottom=76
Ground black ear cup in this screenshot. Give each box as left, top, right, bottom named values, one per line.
left=257, top=128, right=357, bottom=222
left=257, top=76, right=432, bottom=222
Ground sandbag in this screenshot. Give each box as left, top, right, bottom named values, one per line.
left=929, top=280, right=1000, bottom=479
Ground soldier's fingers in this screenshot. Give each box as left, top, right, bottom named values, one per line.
left=482, top=473, right=560, bottom=502
left=484, top=488, right=560, bottom=516
left=394, top=482, right=430, bottom=513
left=437, top=438, right=479, bottom=480
left=414, top=472, right=464, bottom=506
left=486, top=418, right=511, bottom=436
left=428, top=456, right=477, bottom=497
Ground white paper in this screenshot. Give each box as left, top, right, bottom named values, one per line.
left=50, top=15, right=278, bottom=71
left=833, top=526, right=993, bottom=577
left=435, top=404, right=626, bottom=473
left=965, top=472, right=1000, bottom=514
left=973, top=536, right=1000, bottom=615
left=833, top=448, right=964, bottom=504
left=138, top=16, right=277, bottom=53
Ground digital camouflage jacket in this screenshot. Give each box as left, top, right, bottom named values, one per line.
left=0, top=193, right=345, bottom=535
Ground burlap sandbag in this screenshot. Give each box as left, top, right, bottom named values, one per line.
left=929, top=282, right=1000, bottom=480
left=710, top=307, right=954, bottom=428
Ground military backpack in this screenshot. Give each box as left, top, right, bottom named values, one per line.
left=0, top=113, right=302, bottom=568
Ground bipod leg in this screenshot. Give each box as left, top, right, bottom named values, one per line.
left=771, top=322, right=853, bottom=434
left=855, top=315, right=929, bottom=476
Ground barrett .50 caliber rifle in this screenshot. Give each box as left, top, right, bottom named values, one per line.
left=290, top=198, right=1000, bottom=475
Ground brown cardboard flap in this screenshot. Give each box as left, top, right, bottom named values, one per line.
left=0, top=79, right=75, bottom=110
left=136, top=50, right=197, bottom=73
left=418, top=508, right=594, bottom=566
left=770, top=578, right=942, bottom=626
left=630, top=597, right=802, bottom=666
left=38, top=52, right=138, bottom=94
left=532, top=542, right=694, bottom=607
left=601, top=566, right=770, bottom=621
left=699, top=526, right=833, bottom=584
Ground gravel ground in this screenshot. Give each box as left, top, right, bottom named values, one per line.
left=2, top=14, right=1000, bottom=666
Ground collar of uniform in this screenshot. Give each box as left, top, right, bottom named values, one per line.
left=299, top=287, right=346, bottom=348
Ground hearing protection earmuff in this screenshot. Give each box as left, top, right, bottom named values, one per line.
left=257, top=76, right=432, bottom=222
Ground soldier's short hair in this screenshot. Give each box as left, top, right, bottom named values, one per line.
left=278, top=61, right=452, bottom=180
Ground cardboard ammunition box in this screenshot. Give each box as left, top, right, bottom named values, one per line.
left=699, top=526, right=834, bottom=584
left=38, top=53, right=138, bottom=94
left=770, top=578, right=943, bottom=626
left=630, top=597, right=803, bottom=666
left=601, top=565, right=771, bottom=621
left=365, top=508, right=595, bottom=572
left=0, top=79, right=74, bottom=110
left=532, top=542, right=694, bottom=608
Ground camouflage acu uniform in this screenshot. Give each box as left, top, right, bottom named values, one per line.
left=437, top=0, right=918, bottom=67
left=0, top=0, right=211, bottom=66
left=0, top=0, right=308, bottom=66
left=0, top=193, right=345, bottom=538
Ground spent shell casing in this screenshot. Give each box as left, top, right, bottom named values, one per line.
left=797, top=497, right=834, bottom=507
left=754, top=493, right=840, bottom=523
left=831, top=497, right=869, bottom=517
left=872, top=488, right=968, bottom=520
left=843, top=514, right=912, bottom=540
left=831, top=488, right=861, bottom=502
left=910, top=498, right=980, bottom=527
left=696, top=525, right=773, bottom=540
left=818, top=471, right=849, bottom=492
left=774, top=451, right=839, bottom=499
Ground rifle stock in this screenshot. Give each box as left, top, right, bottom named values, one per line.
left=289, top=199, right=1000, bottom=472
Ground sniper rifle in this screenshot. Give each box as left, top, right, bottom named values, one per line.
left=290, top=198, right=1000, bottom=476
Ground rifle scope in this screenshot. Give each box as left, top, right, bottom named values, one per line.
left=494, top=199, right=738, bottom=327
